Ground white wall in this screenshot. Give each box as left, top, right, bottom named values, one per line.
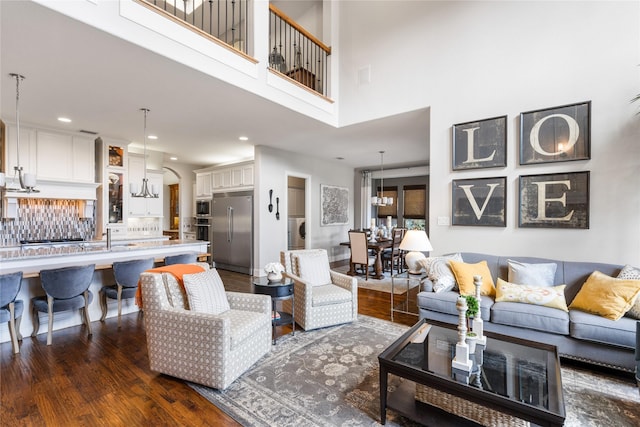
left=254, top=145, right=354, bottom=274
left=339, top=1, right=640, bottom=265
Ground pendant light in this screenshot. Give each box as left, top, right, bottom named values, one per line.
left=1, top=73, right=39, bottom=193
left=130, top=108, right=158, bottom=198
left=371, top=151, right=392, bottom=207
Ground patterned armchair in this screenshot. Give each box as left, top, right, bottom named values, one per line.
left=280, top=249, right=358, bottom=331
left=140, top=266, right=272, bottom=390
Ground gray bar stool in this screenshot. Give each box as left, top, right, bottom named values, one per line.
left=164, top=252, right=198, bottom=265
left=32, top=264, right=95, bottom=345
left=99, top=257, right=154, bottom=324
left=1, top=271, right=24, bottom=353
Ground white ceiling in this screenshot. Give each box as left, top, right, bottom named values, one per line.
left=0, top=1, right=429, bottom=170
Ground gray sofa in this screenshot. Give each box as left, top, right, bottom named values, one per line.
left=417, top=252, right=638, bottom=372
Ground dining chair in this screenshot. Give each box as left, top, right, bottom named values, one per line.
left=164, top=252, right=198, bottom=265
left=383, top=227, right=406, bottom=276
left=348, top=230, right=374, bottom=280
left=1, top=271, right=24, bottom=353
left=99, top=257, right=155, bottom=324
left=32, top=264, right=95, bottom=345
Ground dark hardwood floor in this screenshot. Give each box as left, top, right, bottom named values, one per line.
left=1, top=269, right=417, bottom=426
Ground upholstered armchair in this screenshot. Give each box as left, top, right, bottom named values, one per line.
left=139, top=266, right=272, bottom=390
left=280, top=249, right=358, bottom=331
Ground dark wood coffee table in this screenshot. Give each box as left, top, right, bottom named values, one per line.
left=379, top=319, right=565, bottom=426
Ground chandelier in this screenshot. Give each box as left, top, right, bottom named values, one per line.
left=130, top=108, right=158, bottom=198
left=371, top=151, right=393, bottom=207
left=0, top=73, right=39, bottom=193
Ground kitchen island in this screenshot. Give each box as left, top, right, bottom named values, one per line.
left=0, top=239, right=209, bottom=344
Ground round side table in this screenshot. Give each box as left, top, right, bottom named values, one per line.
left=252, top=276, right=295, bottom=344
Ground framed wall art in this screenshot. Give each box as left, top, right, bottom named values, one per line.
left=320, top=184, right=349, bottom=226
left=519, top=171, right=589, bottom=229
left=520, top=101, right=591, bottom=165
left=452, top=177, right=506, bottom=227
left=452, top=115, right=507, bottom=170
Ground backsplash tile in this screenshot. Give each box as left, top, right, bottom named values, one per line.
left=1, top=199, right=94, bottom=246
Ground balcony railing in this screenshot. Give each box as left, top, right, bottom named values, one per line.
left=268, top=4, right=331, bottom=97
left=136, top=1, right=331, bottom=97
left=137, top=0, right=249, bottom=54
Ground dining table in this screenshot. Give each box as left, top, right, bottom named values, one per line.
left=340, top=238, right=392, bottom=279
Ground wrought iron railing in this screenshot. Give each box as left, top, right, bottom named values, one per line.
left=268, top=4, right=331, bottom=97
left=137, top=0, right=249, bottom=54
left=136, top=1, right=331, bottom=97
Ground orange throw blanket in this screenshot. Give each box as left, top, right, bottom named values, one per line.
left=135, top=264, right=205, bottom=308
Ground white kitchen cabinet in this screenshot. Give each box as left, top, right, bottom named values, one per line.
left=24, top=130, right=96, bottom=183
left=72, top=137, right=95, bottom=182
left=4, top=126, right=95, bottom=184
left=196, top=162, right=254, bottom=195
left=128, top=154, right=163, bottom=217
left=230, top=164, right=254, bottom=187
left=196, top=172, right=212, bottom=198
left=231, top=167, right=243, bottom=187
left=212, top=169, right=231, bottom=189
left=240, top=164, right=254, bottom=186
left=96, top=137, right=128, bottom=237
left=36, top=131, right=72, bottom=181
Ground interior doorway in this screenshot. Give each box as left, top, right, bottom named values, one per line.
left=286, top=174, right=308, bottom=250
left=162, top=167, right=181, bottom=237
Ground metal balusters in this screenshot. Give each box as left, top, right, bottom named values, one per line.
left=268, top=4, right=330, bottom=96
left=140, top=0, right=248, bottom=54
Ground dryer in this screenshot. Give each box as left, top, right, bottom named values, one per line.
left=287, top=218, right=306, bottom=250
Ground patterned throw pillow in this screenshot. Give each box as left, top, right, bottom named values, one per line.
left=183, top=269, right=230, bottom=314
left=420, top=253, right=463, bottom=293
left=618, top=264, right=640, bottom=319
left=495, top=278, right=568, bottom=312
left=507, top=259, right=557, bottom=287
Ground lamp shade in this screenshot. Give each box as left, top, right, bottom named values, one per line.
left=399, top=230, right=433, bottom=274
left=399, top=230, right=433, bottom=252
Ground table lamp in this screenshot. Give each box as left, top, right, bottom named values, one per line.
left=399, top=230, right=433, bottom=274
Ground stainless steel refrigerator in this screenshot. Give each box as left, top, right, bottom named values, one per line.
left=212, top=191, right=253, bottom=274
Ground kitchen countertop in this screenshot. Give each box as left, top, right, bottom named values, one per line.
left=0, top=239, right=210, bottom=275
left=0, top=239, right=210, bottom=344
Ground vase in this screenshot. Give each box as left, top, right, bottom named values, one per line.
left=267, top=272, right=282, bottom=282
left=466, top=335, right=478, bottom=354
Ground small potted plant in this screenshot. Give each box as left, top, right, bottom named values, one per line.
left=264, top=262, right=285, bottom=282
left=464, top=295, right=479, bottom=353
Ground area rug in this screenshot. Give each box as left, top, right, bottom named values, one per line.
left=333, top=265, right=418, bottom=295
left=188, top=316, right=640, bottom=427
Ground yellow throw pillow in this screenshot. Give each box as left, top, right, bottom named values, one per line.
left=569, top=270, right=640, bottom=321
left=495, top=278, right=568, bottom=312
left=449, top=260, right=495, bottom=297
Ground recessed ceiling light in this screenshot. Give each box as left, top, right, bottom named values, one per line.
left=239, top=136, right=249, bottom=141
left=57, top=117, right=71, bottom=123
left=148, top=135, right=158, bottom=140
left=170, top=156, right=178, bottom=161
